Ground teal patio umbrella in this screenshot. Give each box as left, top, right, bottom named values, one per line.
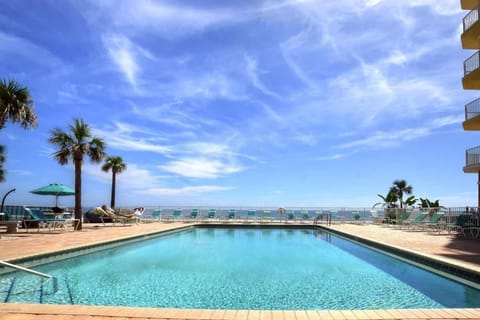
left=30, top=183, right=75, bottom=206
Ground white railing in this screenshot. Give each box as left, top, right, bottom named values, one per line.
left=464, top=51, right=480, bottom=75
left=0, top=260, right=58, bottom=292
left=464, top=5, right=480, bottom=32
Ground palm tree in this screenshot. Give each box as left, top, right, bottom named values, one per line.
left=49, top=118, right=106, bottom=230
left=0, top=79, right=37, bottom=182
left=102, top=156, right=127, bottom=208
left=0, top=79, right=37, bottom=130
left=376, top=189, right=398, bottom=208
left=389, top=179, right=413, bottom=208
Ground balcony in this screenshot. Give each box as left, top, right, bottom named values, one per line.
left=463, top=97, right=480, bottom=130
left=462, top=51, right=480, bottom=89
left=464, top=146, right=480, bottom=173
left=462, top=0, right=479, bottom=10
left=462, top=6, right=480, bottom=49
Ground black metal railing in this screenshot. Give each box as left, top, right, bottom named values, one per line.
left=464, top=5, right=480, bottom=32
left=464, top=51, right=480, bottom=76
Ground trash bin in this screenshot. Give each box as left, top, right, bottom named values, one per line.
left=6, top=221, right=18, bottom=234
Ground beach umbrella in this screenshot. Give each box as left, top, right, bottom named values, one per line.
left=30, top=183, right=75, bottom=206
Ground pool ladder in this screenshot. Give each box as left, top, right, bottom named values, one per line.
left=0, top=260, right=58, bottom=302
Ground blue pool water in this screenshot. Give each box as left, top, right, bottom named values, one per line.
left=1, top=227, right=479, bottom=309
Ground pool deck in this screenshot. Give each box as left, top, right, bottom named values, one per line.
left=1, top=221, right=480, bottom=319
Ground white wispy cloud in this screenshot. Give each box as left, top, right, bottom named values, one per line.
left=83, top=162, right=160, bottom=190
left=160, top=157, right=243, bottom=179
left=102, top=35, right=154, bottom=89
left=336, top=114, right=461, bottom=151
left=93, top=122, right=172, bottom=155
left=244, top=54, right=280, bottom=98
left=83, top=0, right=249, bottom=37
left=139, top=185, right=235, bottom=196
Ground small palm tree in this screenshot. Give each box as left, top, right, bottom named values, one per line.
left=102, top=156, right=127, bottom=208
left=389, top=179, right=413, bottom=208
left=49, top=118, right=106, bottom=230
left=0, top=79, right=37, bottom=182
left=377, top=189, right=398, bottom=208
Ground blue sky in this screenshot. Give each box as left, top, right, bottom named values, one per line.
left=0, top=0, right=477, bottom=208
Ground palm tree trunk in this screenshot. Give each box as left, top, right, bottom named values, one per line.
left=74, top=158, right=82, bottom=230
left=110, top=172, right=116, bottom=208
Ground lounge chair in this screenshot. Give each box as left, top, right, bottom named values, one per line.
left=26, top=208, right=72, bottom=231
left=445, top=214, right=472, bottom=237
left=188, top=208, right=199, bottom=220
left=313, top=210, right=324, bottom=224
left=393, top=209, right=417, bottom=228
left=416, top=211, right=445, bottom=232
left=262, top=210, right=272, bottom=222
left=172, top=209, right=183, bottom=221
left=286, top=210, right=295, bottom=223
left=300, top=210, right=311, bottom=223
left=328, top=210, right=343, bottom=224
left=387, top=209, right=412, bottom=227
left=403, top=212, right=429, bottom=230
left=226, top=209, right=236, bottom=221
left=206, top=209, right=216, bottom=222
left=143, top=209, right=161, bottom=222
left=95, top=207, right=138, bottom=226
left=246, top=209, right=257, bottom=222
left=350, top=211, right=364, bottom=224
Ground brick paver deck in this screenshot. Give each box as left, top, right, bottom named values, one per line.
left=1, top=221, right=480, bottom=319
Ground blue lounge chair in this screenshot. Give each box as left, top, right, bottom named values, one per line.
left=300, top=210, right=311, bottom=223
left=172, top=209, right=183, bottom=221
left=246, top=209, right=257, bottom=222
left=189, top=209, right=199, bottom=220
left=144, top=209, right=161, bottom=222
left=227, top=209, right=236, bottom=221
left=27, top=208, right=68, bottom=232
left=445, top=214, right=472, bottom=236
left=206, top=209, right=216, bottom=222
left=152, top=209, right=161, bottom=221
left=417, top=211, right=445, bottom=232
left=403, top=212, right=429, bottom=230
left=286, top=210, right=295, bottom=223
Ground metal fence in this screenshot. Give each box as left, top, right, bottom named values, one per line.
left=466, top=145, right=480, bottom=167
left=465, top=97, right=480, bottom=120
left=463, top=5, right=479, bottom=32
left=464, top=51, right=480, bottom=76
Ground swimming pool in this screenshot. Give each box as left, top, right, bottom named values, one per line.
left=1, top=226, right=479, bottom=310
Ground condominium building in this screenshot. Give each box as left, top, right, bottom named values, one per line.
left=462, top=0, right=480, bottom=206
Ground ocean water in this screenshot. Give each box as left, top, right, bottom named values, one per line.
left=1, top=227, right=479, bottom=309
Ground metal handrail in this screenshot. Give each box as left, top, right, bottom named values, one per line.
left=0, top=260, right=57, bottom=291
left=465, top=97, right=480, bottom=120
left=464, top=5, right=480, bottom=32
left=464, top=51, right=480, bottom=76
left=466, top=146, right=480, bottom=167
